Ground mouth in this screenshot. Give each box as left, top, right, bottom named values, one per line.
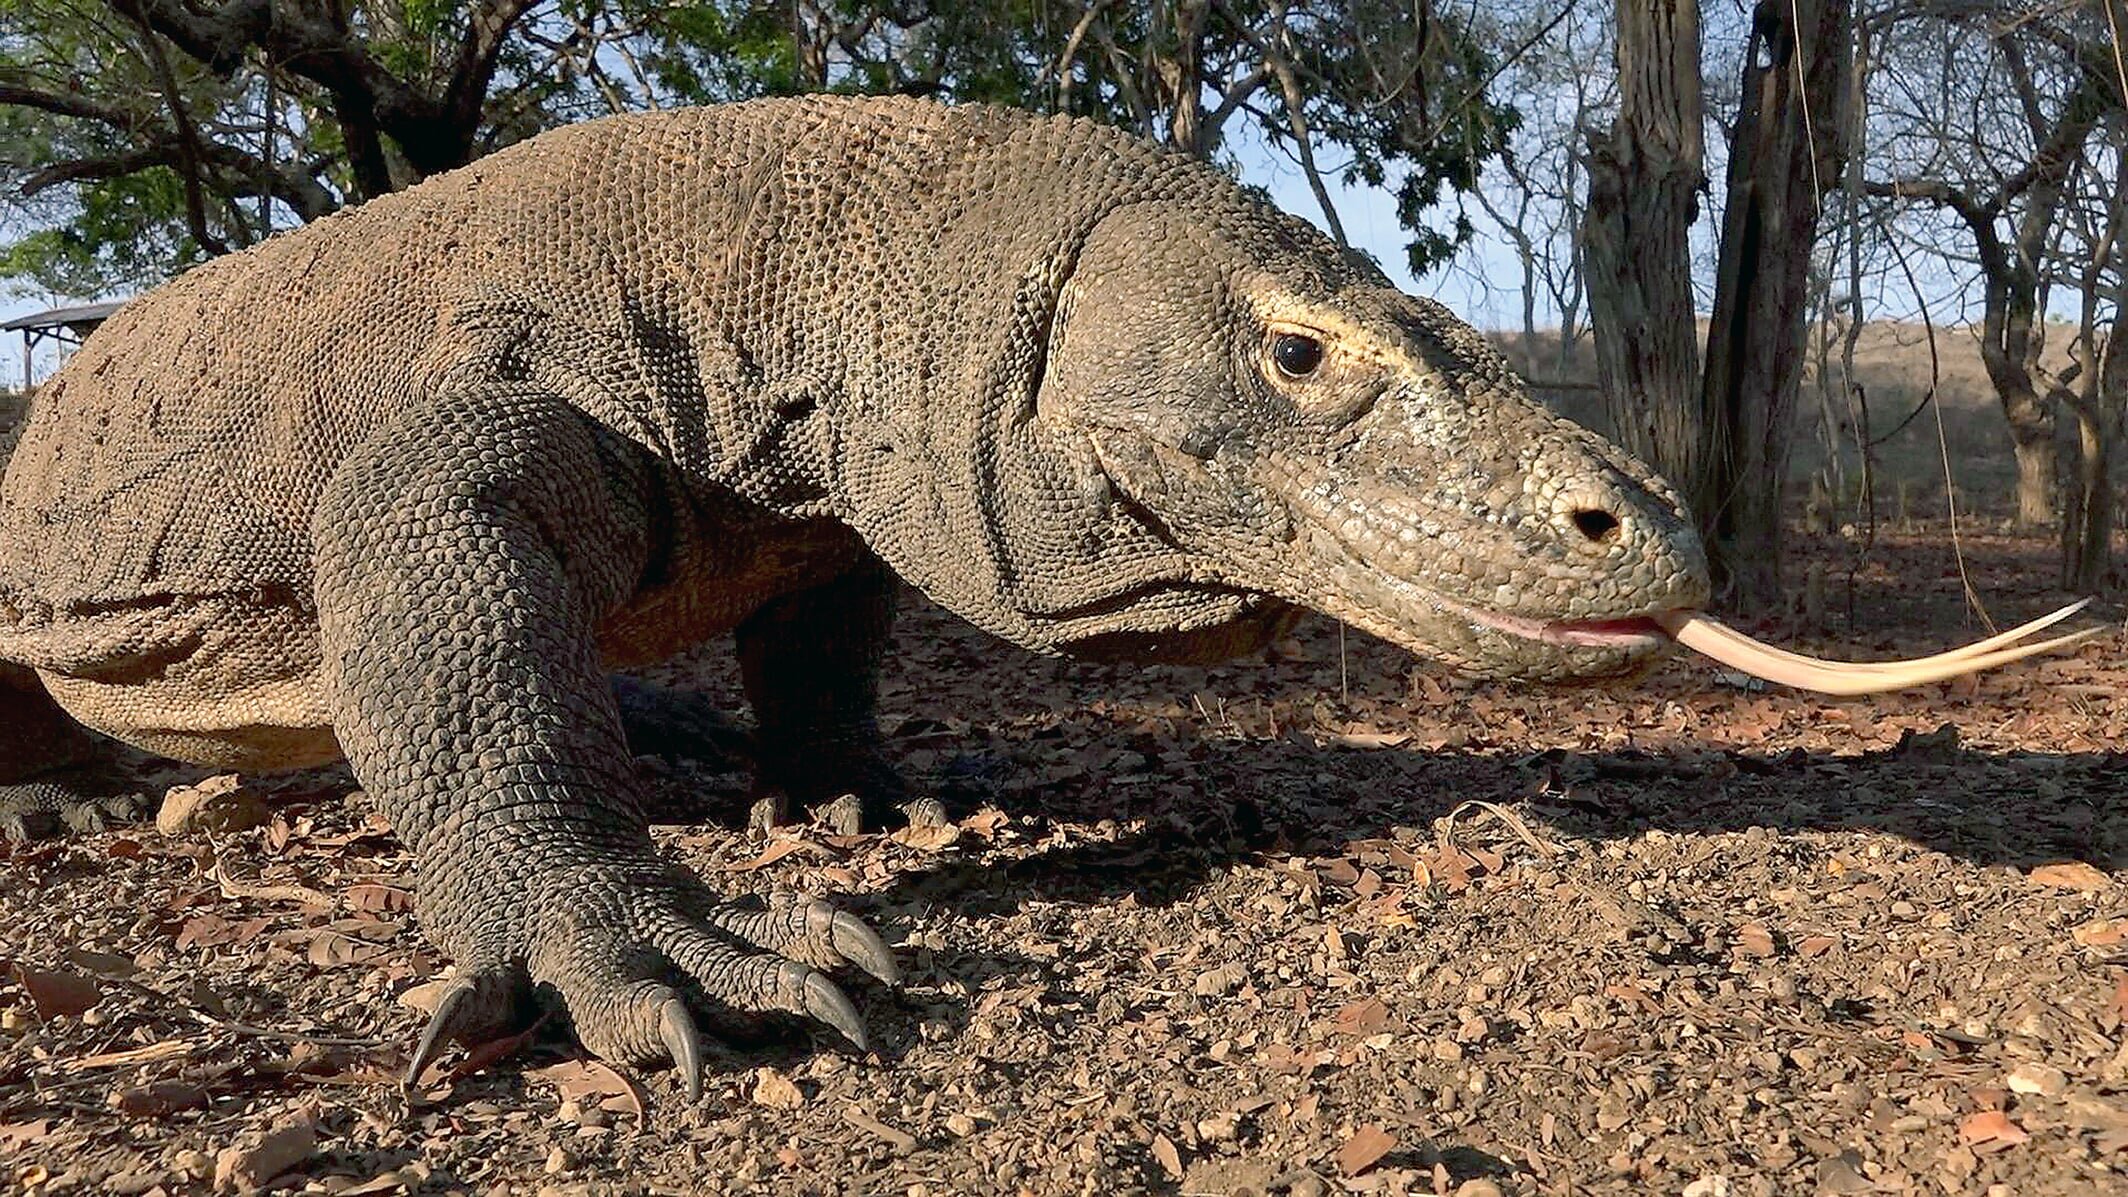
left=1448, top=595, right=2101, bottom=695
left=1453, top=604, right=1671, bottom=650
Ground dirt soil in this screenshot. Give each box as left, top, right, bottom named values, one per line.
left=3, top=524, right=2125, bottom=1197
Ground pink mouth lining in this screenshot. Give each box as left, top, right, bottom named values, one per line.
left=1456, top=606, right=1673, bottom=648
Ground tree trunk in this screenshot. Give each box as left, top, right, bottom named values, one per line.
left=1991, top=371, right=2058, bottom=528
left=2061, top=392, right=2107, bottom=589
left=1697, top=0, right=1849, bottom=609
left=1579, top=0, right=1703, bottom=475
left=2058, top=144, right=2124, bottom=589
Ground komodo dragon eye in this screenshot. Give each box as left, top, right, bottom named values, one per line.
left=1271, top=332, right=1324, bottom=379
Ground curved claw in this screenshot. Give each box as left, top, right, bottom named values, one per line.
left=658, top=998, right=704, bottom=1101
left=830, top=910, right=901, bottom=986
left=802, top=971, right=869, bottom=1052
left=404, top=978, right=480, bottom=1089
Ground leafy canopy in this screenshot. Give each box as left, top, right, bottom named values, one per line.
left=0, top=0, right=1517, bottom=296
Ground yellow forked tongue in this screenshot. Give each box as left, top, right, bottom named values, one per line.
left=1654, top=599, right=2105, bottom=696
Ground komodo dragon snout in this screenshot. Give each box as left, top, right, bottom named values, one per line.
left=1032, top=199, right=1710, bottom=683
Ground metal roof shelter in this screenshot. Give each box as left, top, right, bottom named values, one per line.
left=3, top=300, right=125, bottom=391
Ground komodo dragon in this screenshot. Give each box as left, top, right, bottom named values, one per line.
left=0, top=95, right=2087, bottom=1094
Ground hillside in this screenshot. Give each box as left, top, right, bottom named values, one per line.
left=1490, top=321, right=2050, bottom=524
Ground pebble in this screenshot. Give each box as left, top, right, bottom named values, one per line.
left=155, top=774, right=268, bottom=835
left=2005, top=1062, right=2067, bottom=1098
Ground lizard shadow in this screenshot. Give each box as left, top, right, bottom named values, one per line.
left=851, top=587, right=2125, bottom=921
left=845, top=723, right=2122, bottom=1066
left=873, top=723, right=2125, bottom=918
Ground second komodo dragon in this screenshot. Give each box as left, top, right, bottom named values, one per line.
left=0, top=95, right=2022, bottom=1093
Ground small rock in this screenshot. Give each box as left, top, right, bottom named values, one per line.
left=1196, top=1112, right=1240, bottom=1141
left=213, top=1117, right=316, bottom=1194
left=750, top=1067, right=805, bottom=1111
left=944, top=1113, right=977, bottom=1137
left=103, top=1171, right=162, bottom=1196
left=1453, top=1181, right=1505, bottom=1197
left=1195, top=963, right=1247, bottom=997
left=158, top=775, right=268, bottom=836
left=2005, top=1062, right=2067, bottom=1098
left=1814, top=1151, right=1873, bottom=1195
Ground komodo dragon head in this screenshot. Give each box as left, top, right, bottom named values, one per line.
left=857, top=180, right=2089, bottom=691
left=1031, top=200, right=1702, bottom=685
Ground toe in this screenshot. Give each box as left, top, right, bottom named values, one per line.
left=556, top=974, right=693, bottom=1070
left=659, top=930, right=873, bottom=1051
left=901, top=797, right=950, bottom=830
left=829, top=910, right=900, bottom=986
left=658, top=998, right=704, bottom=1100
left=799, top=967, right=868, bottom=1050
left=746, top=794, right=786, bottom=835
left=60, top=803, right=110, bottom=835
left=403, top=962, right=526, bottom=1087
left=702, top=893, right=898, bottom=984
left=816, top=794, right=864, bottom=836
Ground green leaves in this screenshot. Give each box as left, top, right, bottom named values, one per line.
left=0, top=0, right=1518, bottom=295
left=0, top=171, right=207, bottom=297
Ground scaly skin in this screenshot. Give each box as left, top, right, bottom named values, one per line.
left=0, top=96, right=1709, bottom=1089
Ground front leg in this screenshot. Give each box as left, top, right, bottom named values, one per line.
left=738, top=563, right=923, bottom=832
left=313, top=391, right=895, bottom=1094
left=0, top=663, right=143, bottom=841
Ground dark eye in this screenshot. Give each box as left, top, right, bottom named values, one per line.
left=1272, top=332, right=1324, bottom=378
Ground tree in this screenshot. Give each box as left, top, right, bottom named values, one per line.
left=0, top=0, right=332, bottom=293
left=1575, top=0, right=1848, bottom=609
left=2054, top=136, right=2127, bottom=588
left=1455, top=1, right=1606, bottom=364
left=1, top=1, right=1521, bottom=297
left=1859, top=2, right=2123, bottom=531
left=1579, top=0, right=1706, bottom=499
left=1697, top=0, right=1850, bottom=604
left=0, top=0, right=575, bottom=295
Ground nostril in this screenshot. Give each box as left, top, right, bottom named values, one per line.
left=1571, top=507, right=1622, bottom=544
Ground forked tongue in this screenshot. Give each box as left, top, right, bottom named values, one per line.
left=1654, top=599, right=2105, bottom=697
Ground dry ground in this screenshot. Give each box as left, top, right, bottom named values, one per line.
left=2, top=523, right=2125, bottom=1197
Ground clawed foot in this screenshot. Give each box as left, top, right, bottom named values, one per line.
left=0, top=774, right=146, bottom=842
left=749, top=792, right=951, bottom=837
left=404, top=886, right=898, bottom=1100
